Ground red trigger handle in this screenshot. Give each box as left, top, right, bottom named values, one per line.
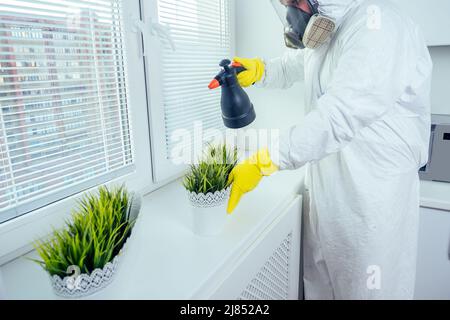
left=231, top=61, right=246, bottom=75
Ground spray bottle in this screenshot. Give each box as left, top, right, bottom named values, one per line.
left=208, top=59, right=256, bottom=129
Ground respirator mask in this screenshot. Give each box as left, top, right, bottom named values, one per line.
left=270, top=0, right=336, bottom=49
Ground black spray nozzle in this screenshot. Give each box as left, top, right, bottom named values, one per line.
left=220, top=58, right=231, bottom=69
left=208, top=59, right=246, bottom=90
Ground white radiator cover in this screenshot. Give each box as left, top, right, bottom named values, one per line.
left=201, top=196, right=302, bottom=300
left=239, top=233, right=292, bottom=300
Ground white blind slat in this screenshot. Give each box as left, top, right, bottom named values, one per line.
left=4, top=105, right=128, bottom=134
left=158, top=0, right=231, bottom=159
left=11, top=145, right=129, bottom=186
left=8, top=134, right=131, bottom=172
left=6, top=114, right=128, bottom=145
left=3, top=74, right=120, bottom=90
left=0, top=0, right=134, bottom=223
left=0, top=80, right=122, bottom=95
left=8, top=130, right=131, bottom=163
left=0, top=69, right=121, bottom=79
left=0, top=87, right=121, bottom=103
left=3, top=96, right=125, bottom=117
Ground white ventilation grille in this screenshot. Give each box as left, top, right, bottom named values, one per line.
left=239, top=233, right=292, bottom=300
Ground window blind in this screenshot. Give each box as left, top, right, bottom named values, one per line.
left=157, top=0, right=231, bottom=157
left=0, top=0, right=134, bottom=223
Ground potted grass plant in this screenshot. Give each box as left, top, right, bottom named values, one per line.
left=32, top=186, right=141, bottom=298
left=183, top=144, right=238, bottom=236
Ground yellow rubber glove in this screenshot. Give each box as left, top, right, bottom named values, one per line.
left=227, top=149, right=278, bottom=214
left=233, top=56, right=265, bottom=88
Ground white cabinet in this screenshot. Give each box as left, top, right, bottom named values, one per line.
left=393, top=0, right=450, bottom=46
left=415, top=207, right=450, bottom=299
left=193, top=196, right=302, bottom=300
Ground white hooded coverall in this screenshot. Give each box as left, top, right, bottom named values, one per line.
left=262, top=0, right=433, bottom=299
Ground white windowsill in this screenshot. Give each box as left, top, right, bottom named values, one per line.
left=1, top=168, right=306, bottom=299
left=2, top=168, right=448, bottom=299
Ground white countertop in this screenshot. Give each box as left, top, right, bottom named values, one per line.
left=1, top=169, right=306, bottom=300
left=420, top=180, right=450, bottom=211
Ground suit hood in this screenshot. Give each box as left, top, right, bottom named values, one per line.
left=316, top=0, right=365, bottom=26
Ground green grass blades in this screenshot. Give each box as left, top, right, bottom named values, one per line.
left=183, top=144, right=238, bottom=194
left=32, top=185, right=137, bottom=278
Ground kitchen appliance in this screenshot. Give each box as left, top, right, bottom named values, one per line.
left=420, top=114, right=450, bottom=182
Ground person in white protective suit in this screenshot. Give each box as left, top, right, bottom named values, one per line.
left=226, top=0, right=433, bottom=299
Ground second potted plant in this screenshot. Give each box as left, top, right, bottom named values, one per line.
left=183, top=144, right=237, bottom=236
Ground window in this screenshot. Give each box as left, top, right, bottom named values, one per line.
left=145, top=0, right=233, bottom=181
left=0, top=0, right=134, bottom=223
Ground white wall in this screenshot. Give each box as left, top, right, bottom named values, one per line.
left=235, top=0, right=306, bottom=130
left=429, top=47, right=450, bottom=115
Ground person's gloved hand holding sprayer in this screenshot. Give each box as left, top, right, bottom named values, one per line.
left=226, top=57, right=278, bottom=214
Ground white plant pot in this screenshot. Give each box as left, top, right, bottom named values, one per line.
left=187, top=187, right=231, bottom=236
left=50, top=230, right=135, bottom=299
left=51, top=253, right=121, bottom=299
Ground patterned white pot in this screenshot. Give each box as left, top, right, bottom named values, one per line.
left=187, top=187, right=231, bottom=236
left=51, top=254, right=120, bottom=299
left=50, top=233, right=133, bottom=299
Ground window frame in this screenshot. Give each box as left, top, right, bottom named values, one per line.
left=0, top=0, right=236, bottom=265
left=143, top=0, right=236, bottom=182
left=0, top=0, right=155, bottom=264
